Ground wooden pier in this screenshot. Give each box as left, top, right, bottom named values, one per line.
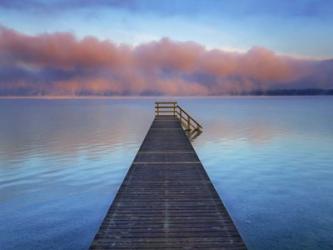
left=91, top=102, right=246, bottom=249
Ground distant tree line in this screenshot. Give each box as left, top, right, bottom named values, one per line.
left=242, top=89, right=333, bottom=96
left=0, top=88, right=333, bottom=96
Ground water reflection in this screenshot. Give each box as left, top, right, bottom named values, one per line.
left=0, top=97, right=333, bottom=250
left=0, top=98, right=154, bottom=249
left=184, top=97, right=333, bottom=250
left=0, top=100, right=153, bottom=160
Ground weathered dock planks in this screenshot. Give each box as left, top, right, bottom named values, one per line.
left=90, top=114, right=246, bottom=249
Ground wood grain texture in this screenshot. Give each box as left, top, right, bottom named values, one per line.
left=90, top=115, right=246, bottom=249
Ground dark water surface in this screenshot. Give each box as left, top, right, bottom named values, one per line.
left=0, top=97, right=332, bottom=249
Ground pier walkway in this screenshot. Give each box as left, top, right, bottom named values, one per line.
left=91, top=102, right=246, bottom=249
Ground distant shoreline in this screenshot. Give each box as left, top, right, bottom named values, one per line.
left=0, top=89, right=332, bottom=98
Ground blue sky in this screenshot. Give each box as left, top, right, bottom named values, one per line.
left=1, top=0, right=333, bottom=58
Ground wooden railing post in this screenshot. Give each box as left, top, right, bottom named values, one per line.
left=179, top=108, right=182, bottom=124
left=154, top=102, right=202, bottom=133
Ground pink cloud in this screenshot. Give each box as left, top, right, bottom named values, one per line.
left=0, top=25, right=332, bottom=95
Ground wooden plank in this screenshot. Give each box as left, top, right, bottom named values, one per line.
left=155, top=106, right=177, bottom=109
left=90, top=115, right=246, bottom=249
left=155, top=101, right=177, bottom=104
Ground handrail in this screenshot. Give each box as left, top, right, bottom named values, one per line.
left=155, top=101, right=202, bottom=132
left=176, top=105, right=202, bottom=130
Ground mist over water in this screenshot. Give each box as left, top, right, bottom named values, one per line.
left=0, top=97, right=333, bottom=249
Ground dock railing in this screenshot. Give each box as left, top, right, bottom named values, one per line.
left=155, top=101, right=202, bottom=133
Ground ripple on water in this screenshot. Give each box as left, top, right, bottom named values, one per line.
left=1, top=97, right=333, bottom=250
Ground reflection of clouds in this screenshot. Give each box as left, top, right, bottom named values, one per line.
left=176, top=98, right=283, bottom=145
left=180, top=97, right=302, bottom=146
left=0, top=99, right=152, bottom=161
left=198, top=118, right=283, bottom=145
left=1, top=97, right=332, bottom=160
left=180, top=97, right=333, bottom=147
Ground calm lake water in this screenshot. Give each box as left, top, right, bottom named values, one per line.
left=0, top=97, right=333, bottom=250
